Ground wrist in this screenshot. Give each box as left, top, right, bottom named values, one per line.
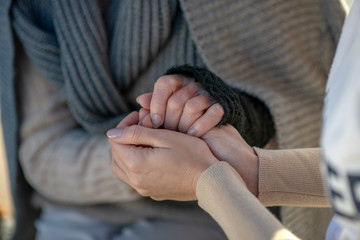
left=192, top=159, right=218, bottom=199
left=249, top=148, right=259, bottom=197
left=239, top=147, right=259, bottom=197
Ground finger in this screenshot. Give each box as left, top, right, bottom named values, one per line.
left=113, top=159, right=149, bottom=197
left=136, top=93, right=152, bottom=110
left=187, top=103, right=224, bottom=137
left=138, top=108, right=150, bottom=125
left=178, top=95, right=213, bottom=133
left=164, top=82, right=199, bottom=130
left=111, top=160, right=127, bottom=180
left=139, top=113, right=153, bottom=128
left=111, top=149, right=150, bottom=194
left=115, top=111, right=139, bottom=128
left=108, top=124, right=168, bottom=147
left=150, top=75, right=184, bottom=128
left=109, top=140, right=149, bottom=175
left=111, top=158, right=131, bottom=184
left=202, top=124, right=239, bottom=141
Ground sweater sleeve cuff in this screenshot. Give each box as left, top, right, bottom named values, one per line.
left=196, top=162, right=297, bottom=239
left=196, top=162, right=246, bottom=204
left=254, top=147, right=330, bottom=207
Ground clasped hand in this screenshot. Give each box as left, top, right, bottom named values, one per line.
left=108, top=75, right=259, bottom=201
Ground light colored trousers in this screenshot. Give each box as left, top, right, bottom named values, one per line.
left=36, top=205, right=226, bottom=240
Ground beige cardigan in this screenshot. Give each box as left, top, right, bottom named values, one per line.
left=196, top=148, right=328, bottom=240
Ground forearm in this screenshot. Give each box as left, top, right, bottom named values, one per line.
left=255, top=147, right=330, bottom=207
left=197, top=162, right=299, bottom=240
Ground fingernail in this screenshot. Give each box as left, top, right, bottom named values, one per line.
left=151, top=114, right=162, bottom=128
left=107, top=128, right=124, bottom=138
left=187, top=127, right=197, bottom=136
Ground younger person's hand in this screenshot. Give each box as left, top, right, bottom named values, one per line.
left=137, top=74, right=224, bottom=137
left=107, top=113, right=219, bottom=201
left=202, top=125, right=260, bottom=197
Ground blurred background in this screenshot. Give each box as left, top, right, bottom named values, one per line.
left=0, top=115, right=13, bottom=239
left=0, top=0, right=355, bottom=239
left=346, top=0, right=354, bottom=9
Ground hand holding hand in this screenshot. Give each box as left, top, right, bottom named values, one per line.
left=137, top=74, right=224, bottom=137
left=107, top=113, right=218, bottom=201
left=202, top=125, right=260, bottom=197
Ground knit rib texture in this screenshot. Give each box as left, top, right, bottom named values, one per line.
left=11, top=0, right=203, bottom=133
left=165, top=65, right=275, bottom=147
left=180, top=0, right=344, bottom=150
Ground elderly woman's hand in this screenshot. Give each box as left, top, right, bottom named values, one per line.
left=136, top=74, right=224, bottom=137
left=107, top=111, right=218, bottom=201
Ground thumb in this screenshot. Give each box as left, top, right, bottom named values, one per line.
left=107, top=125, right=165, bottom=147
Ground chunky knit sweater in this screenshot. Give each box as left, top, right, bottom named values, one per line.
left=0, top=0, right=345, bottom=239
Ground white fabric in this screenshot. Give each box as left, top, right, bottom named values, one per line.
left=322, top=0, right=360, bottom=238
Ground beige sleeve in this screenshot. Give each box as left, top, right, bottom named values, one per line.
left=196, top=162, right=299, bottom=240
left=17, top=49, right=140, bottom=204
left=255, top=147, right=330, bottom=207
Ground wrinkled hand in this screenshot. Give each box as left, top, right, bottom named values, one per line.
left=107, top=112, right=218, bottom=201
left=202, top=125, right=260, bottom=197
left=136, top=74, right=224, bottom=137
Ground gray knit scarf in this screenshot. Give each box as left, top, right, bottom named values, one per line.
left=12, top=0, right=179, bottom=132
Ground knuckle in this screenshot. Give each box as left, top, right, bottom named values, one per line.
left=150, top=196, right=163, bottom=201
left=184, top=100, right=200, bottom=114
left=127, top=125, right=143, bottom=143
left=209, top=103, right=225, bottom=117
left=126, top=158, right=143, bottom=174
left=156, top=75, right=181, bottom=89
left=167, top=96, right=183, bottom=111
left=131, top=177, right=143, bottom=189
left=130, top=178, right=148, bottom=193
left=186, top=81, right=201, bottom=92
left=136, top=188, right=150, bottom=197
